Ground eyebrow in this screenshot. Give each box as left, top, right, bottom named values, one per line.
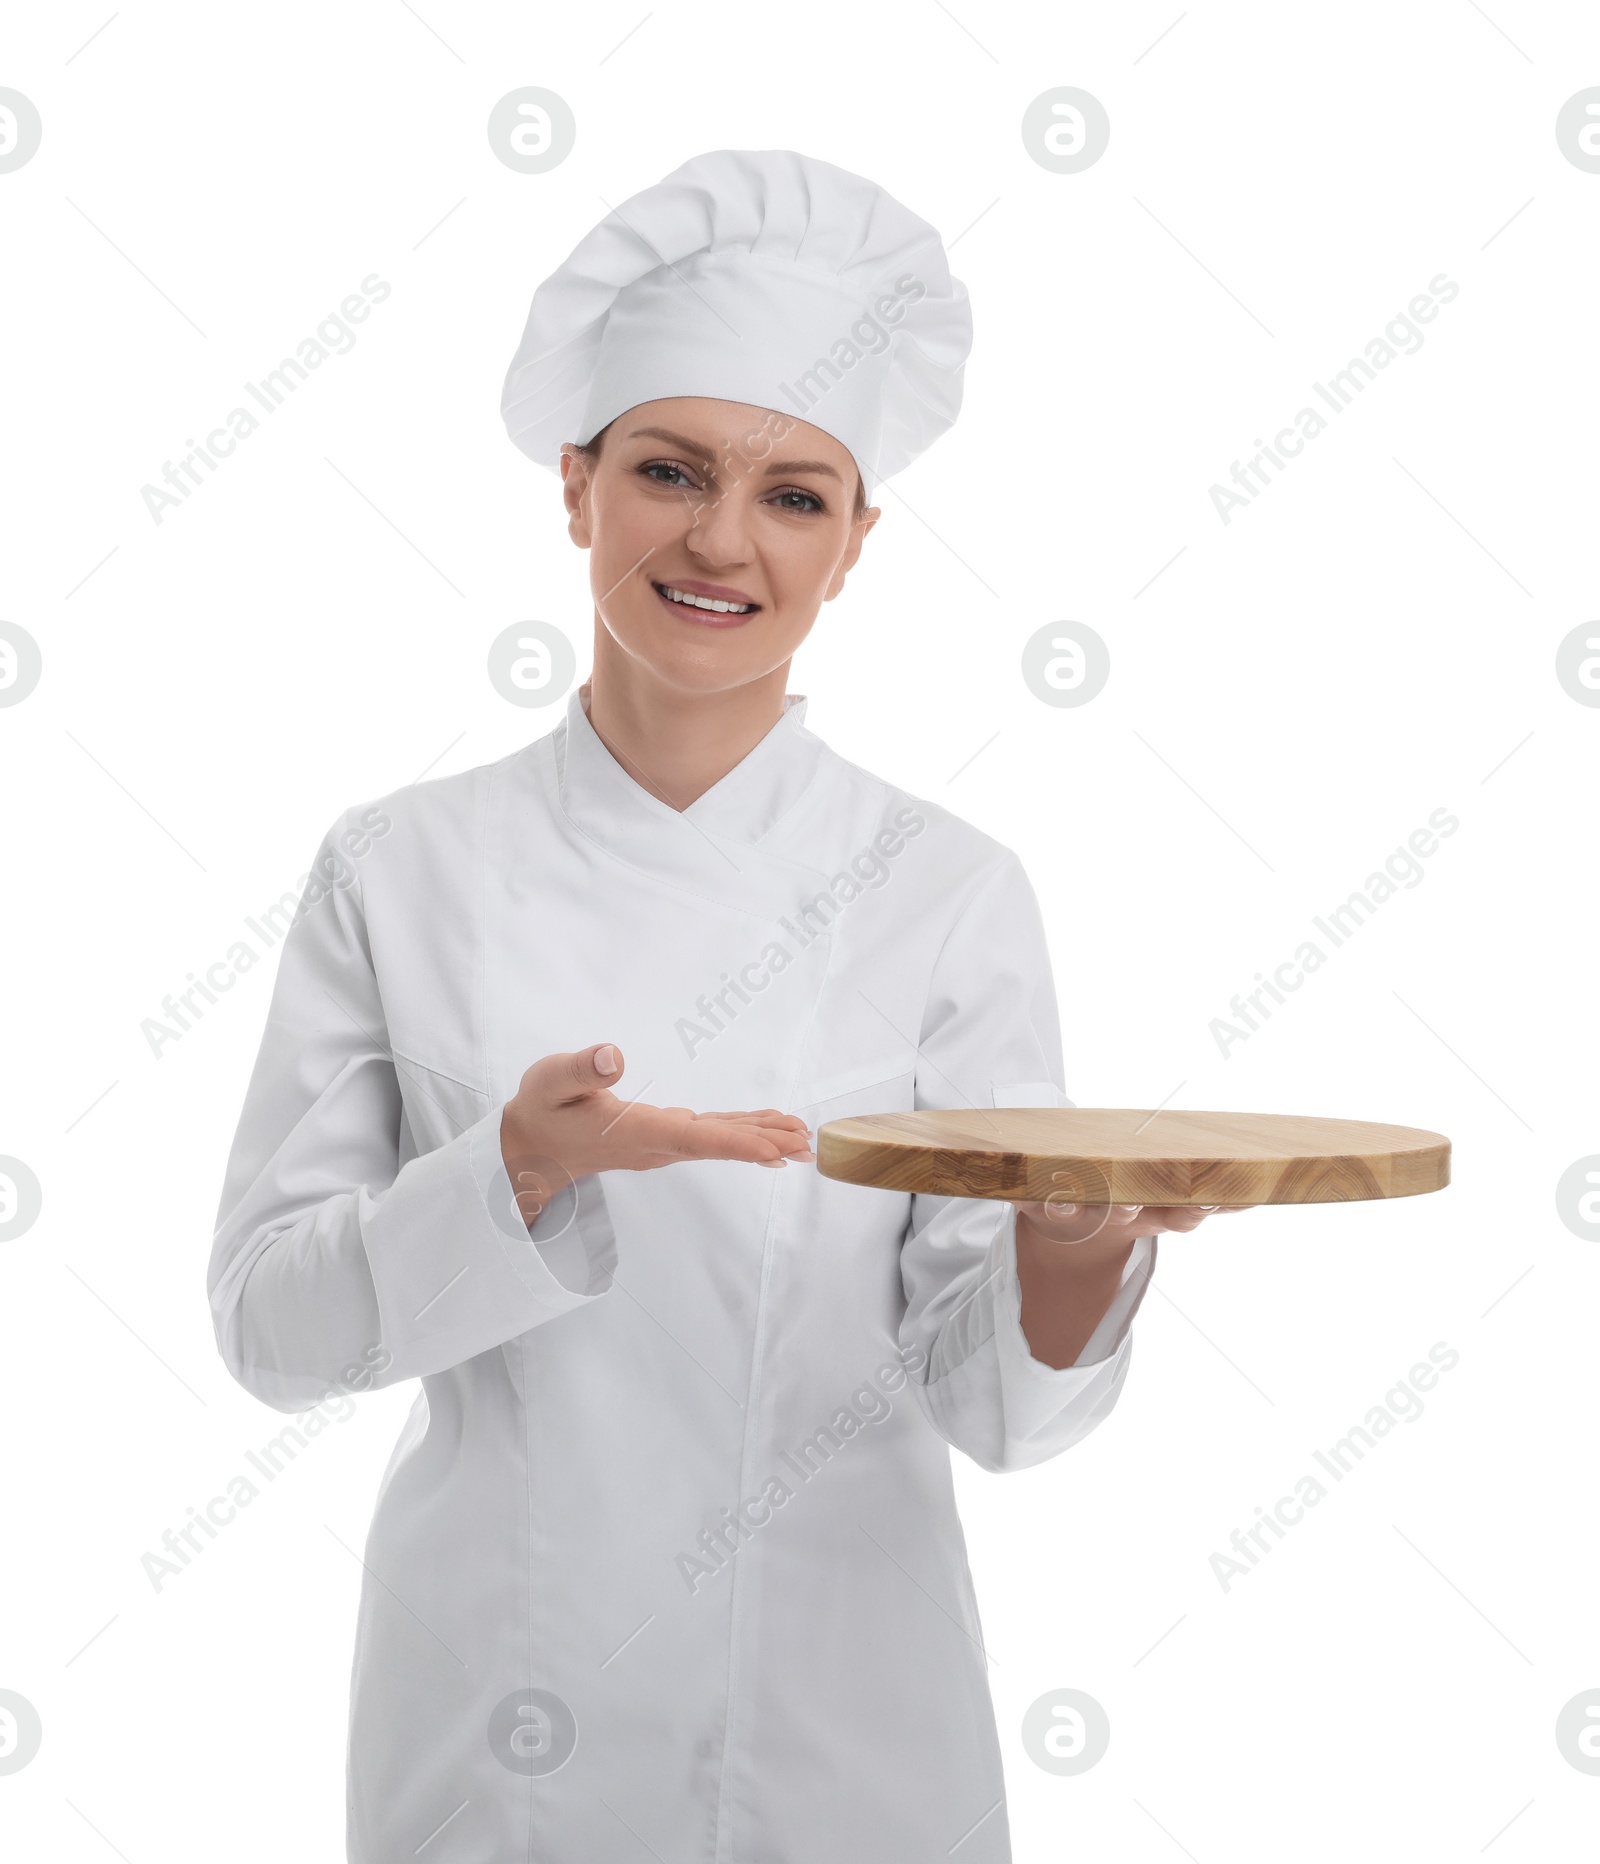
left=625, top=426, right=843, bottom=484
left=764, top=458, right=843, bottom=482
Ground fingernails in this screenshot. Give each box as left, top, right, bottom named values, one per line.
left=595, top=1045, right=618, bottom=1075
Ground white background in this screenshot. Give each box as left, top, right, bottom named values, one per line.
left=2, top=2, right=1597, bottom=1858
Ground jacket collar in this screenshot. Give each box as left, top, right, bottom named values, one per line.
left=539, top=685, right=832, bottom=914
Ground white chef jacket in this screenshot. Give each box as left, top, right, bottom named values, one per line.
left=208, top=688, right=1157, bottom=1863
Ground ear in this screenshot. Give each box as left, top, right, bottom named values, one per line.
left=560, top=445, right=594, bottom=548
left=823, top=508, right=880, bottom=601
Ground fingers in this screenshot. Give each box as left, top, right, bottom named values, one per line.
left=545, top=1042, right=624, bottom=1102
left=693, top=1110, right=814, bottom=1156
left=1149, top=1208, right=1210, bottom=1233
left=670, top=1115, right=815, bottom=1166
left=1142, top=1205, right=1252, bottom=1231
left=1029, top=1203, right=1200, bottom=1237
left=697, top=1109, right=812, bottom=1133
left=692, top=1130, right=813, bottom=1164
left=1018, top=1200, right=1255, bottom=1240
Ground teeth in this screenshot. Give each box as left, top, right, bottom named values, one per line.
left=658, top=583, right=754, bottom=614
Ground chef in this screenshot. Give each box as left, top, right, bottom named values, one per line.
left=209, top=147, right=1234, bottom=1863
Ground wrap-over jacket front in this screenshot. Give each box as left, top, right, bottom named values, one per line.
left=208, top=688, right=1157, bottom=1862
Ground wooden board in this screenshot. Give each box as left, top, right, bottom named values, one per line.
left=815, top=1108, right=1450, bottom=1206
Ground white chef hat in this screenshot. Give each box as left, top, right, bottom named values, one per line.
left=500, top=148, right=971, bottom=499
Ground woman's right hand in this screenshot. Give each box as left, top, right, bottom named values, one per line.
left=499, top=1043, right=813, bottom=1222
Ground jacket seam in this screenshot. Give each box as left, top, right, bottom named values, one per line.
left=391, top=1048, right=487, bottom=1097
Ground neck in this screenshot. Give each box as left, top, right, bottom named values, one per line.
left=584, top=616, right=792, bottom=811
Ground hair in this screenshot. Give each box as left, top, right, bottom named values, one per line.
left=573, top=419, right=868, bottom=518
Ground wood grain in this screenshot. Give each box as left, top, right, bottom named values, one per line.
left=815, top=1108, right=1451, bottom=1206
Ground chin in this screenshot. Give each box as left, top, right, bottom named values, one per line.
left=635, top=643, right=775, bottom=696
left=605, top=600, right=798, bottom=693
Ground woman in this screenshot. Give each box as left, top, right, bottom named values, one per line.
left=209, top=148, right=1232, bottom=1863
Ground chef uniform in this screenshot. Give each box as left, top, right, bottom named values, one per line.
left=209, top=149, right=1158, bottom=1863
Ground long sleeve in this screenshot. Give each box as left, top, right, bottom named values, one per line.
left=898, top=851, right=1158, bottom=1473
left=207, top=811, right=615, bottom=1414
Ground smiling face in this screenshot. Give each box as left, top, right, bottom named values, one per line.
left=560, top=397, right=879, bottom=697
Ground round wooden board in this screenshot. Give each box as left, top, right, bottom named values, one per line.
left=815, top=1108, right=1451, bottom=1206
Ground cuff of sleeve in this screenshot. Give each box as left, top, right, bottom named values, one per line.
left=468, top=1108, right=617, bottom=1298
left=358, top=1106, right=613, bottom=1379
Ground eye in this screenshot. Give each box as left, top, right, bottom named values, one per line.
left=639, top=459, right=700, bottom=489
left=768, top=486, right=825, bottom=514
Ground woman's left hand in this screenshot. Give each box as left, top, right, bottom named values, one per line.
left=1010, top=1201, right=1251, bottom=1368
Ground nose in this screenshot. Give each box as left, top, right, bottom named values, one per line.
left=681, top=480, right=755, bottom=570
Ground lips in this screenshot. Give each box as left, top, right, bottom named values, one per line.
left=652, top=580, right=761, bottom=626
